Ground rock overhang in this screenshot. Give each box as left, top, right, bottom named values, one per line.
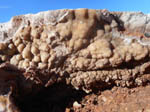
left=0, top=9, right=150, bottom=111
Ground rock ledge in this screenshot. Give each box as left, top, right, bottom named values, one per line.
left=0, top=9, right=150, bottom=111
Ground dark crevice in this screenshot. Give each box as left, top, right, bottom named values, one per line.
left=12, top=80, right=150, bottom=112
left=15, top=80, right=119, bottom=112
left=88, top=80, right=116, bottom=94
left=13, top=76, right=150, bottom=112
left=16, top=82, right=87, bottom=112
left=1, top=61, right=150, bottom=112
left=0, top=57, right=150, bottom=111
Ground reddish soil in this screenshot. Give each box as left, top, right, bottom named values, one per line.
left=17, top=84, right=150, bottom=112
left=66, top=85, right=150, bottom=112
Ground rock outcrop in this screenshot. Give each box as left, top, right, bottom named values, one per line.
left=0, top=9, right=150, bottom=111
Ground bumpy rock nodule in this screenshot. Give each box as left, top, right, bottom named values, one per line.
left=1, top=9, right=150, bottom=111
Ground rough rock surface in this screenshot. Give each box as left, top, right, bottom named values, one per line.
left=0, top=9, right=150, bottom=111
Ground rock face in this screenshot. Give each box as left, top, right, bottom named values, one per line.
left=1, top=9, right=150, bottom=111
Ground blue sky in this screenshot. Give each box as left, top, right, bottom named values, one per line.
left=0, top=0, right=150, bottom=23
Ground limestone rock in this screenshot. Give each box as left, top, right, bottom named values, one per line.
left=1, top=9, right=150, bottom=111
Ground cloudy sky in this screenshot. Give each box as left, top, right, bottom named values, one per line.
left=0, top=0, right=150, bottom=22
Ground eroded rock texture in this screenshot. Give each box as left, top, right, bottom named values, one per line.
left=1, top=9, right=150, bottom=111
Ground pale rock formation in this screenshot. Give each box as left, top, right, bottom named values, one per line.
left=0, top=9, right=150, bottom=111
